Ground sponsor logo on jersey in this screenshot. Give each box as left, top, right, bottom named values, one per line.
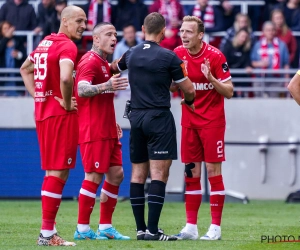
left=222, top=62, right=229, bottom=72
left=39, top=40, right=53, bottom=47
left=95, top=162, right=99, bottom=168
left=193, top=82, right=214, bottom=90
left=35, top=82, right=43, bottom=89
left=101, top=66, right=107, bottom=73
left=143, top=44, right=150, bottom=49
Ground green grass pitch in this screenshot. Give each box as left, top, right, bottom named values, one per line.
left=1, top=200, right=299, bottom=249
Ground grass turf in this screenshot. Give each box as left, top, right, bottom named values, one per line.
left=0, top=200, right=299, bottom=249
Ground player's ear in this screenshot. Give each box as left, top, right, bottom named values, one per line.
left=142, top=25, right=145, bottom=34
left=198, top=32, right=204, bottom=41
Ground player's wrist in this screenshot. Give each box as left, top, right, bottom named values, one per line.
left=184, top=98, right=195, bottom=106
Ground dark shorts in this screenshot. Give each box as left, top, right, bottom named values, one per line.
left=129, top=108, right=177, bottom=163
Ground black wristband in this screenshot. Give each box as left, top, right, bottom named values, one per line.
left=184, top=98, right=195, bottom=106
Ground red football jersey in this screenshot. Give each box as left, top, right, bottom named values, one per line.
left=29, top=33, right=78, bottom=121
left=75, top=51, right=117, bottom=144
left=174, top=42, right=231, bottom=128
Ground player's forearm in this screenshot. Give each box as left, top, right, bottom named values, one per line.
left=60, top=79, right=73, bottom=109
left=20, top=59, right=35, bottom=97
left=78, top=80, right=112, bottom=97
left=210, top=76, right=233, bottom=99
left=21, top=73, right=35, bottom=97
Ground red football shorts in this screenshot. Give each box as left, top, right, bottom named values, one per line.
left=181, top=126, right=225, bottom=163
left=36, top=113, right=79, bottom=170
left=79, top=139, right=122, bottom=173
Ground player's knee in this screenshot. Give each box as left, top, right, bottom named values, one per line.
left=185, top=163, right=195, bottom=178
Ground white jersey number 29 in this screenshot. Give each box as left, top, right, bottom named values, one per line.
left=34, top=53, right=48, bottom=81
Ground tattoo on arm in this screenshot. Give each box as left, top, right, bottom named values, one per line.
left=78, top=79, right=113, bottom=97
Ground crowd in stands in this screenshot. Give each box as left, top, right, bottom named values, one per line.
left=1, top=0, right=300, bottom=97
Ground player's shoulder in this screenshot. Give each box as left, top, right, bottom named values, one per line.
left=174, top=45, right=186, bottom=54
left=204, top=43, right=225, bottom=58
left=78, top=52, right=98, bottom=68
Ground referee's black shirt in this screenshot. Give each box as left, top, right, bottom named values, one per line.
left=117, top=41, right=187, bottom=109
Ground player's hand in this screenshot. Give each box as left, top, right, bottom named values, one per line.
left=116, top=123, right=123, bottom=139
left=180, top=98, right=195, bottom=111
left=109, top=73, right=129, bottom=91
left=201, top=58, right=212, bottom=80
left=54, top=96, right=78, bottom=111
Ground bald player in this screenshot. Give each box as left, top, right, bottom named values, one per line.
left=20, top=6, right=87, bottom=246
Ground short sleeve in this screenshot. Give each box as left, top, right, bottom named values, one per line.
left=212, top=52, right=231, bottom=82
left=59, top=42, right=77, bottom=65
left=117, top=51, right=128, bottom=71
left=169, top=54, right=187, bottom=83
left=76, top=60, right=96, bottom=85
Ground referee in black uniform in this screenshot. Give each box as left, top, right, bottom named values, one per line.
left=111, top=12, right=195, bottom=241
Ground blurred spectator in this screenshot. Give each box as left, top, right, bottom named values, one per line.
left=113, top=24, right=142, bottom=98
left=43, top=0, right=68, bottom=36
left=34, top=0, right=56, bottom=36
left=113, top=24, right=142, bottom=60
left=0, top=0, right=37, bottom=31
left=188, top=0, right=224, bottom=47
left=112, top=0, right=148, bottom=32
left=263, top=0, right=285, bottom=21
left=271, top=8, right=297, bottom=66
left=149, top=0, right=183, bottom=50
left=219, top=13, right=255, bottom=52
left=274, top=0, right=300, bottom=31
left=251, top=21, right=289, bottom=97
left=0, top=21, right=26, bottom=96
left=219, top=0, right=240, bottom=31
left=222, top=28, right=252, bottom=98
left=85, top=0, right=112, bottom=31
left=81, top=0, right=112, bottom=52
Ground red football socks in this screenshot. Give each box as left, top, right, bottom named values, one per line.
left=99, top=181, right=119, bottom=225
left=185, top=177, right=202, bottom=225
left=208, top=175, right=225, bottom=226
left=78, top=180, right=99, bottom=225
left=41, top=176, right=65, bottom=230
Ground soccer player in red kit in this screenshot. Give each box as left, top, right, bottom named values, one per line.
left=172, top=16, right=234, bottom=240
left=20, top=6, right=87, bottom=246
left=73, top=22, right=130, bottom=240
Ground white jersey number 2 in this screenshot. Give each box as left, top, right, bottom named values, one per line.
left=34, top=53, right=48, bottom=80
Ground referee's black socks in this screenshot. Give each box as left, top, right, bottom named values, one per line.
left=147, top=180, right=166, bottom=234
left=130, top=183, right=147, bottom=232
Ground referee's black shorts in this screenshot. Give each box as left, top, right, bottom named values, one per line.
left=129, top=108, right=177, bottom=163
